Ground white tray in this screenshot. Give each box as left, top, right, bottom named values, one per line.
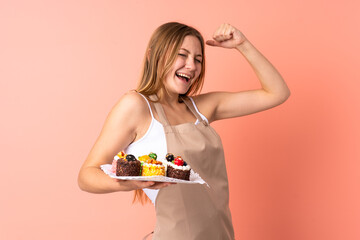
left=101, top=164, right=207, bottom=185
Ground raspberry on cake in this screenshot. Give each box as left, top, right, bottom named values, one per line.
left=165, top=153, right=191, bottom=180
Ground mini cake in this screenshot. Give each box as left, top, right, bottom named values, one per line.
left=111, top=151, right=141, bottom=176
left=110, top=151, right=125, bottom=173
left=139, top=153, right=166, bottom=176
left=165, top=153, right=191, bottom=181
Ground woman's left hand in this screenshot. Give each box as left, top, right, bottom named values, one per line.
left=206, top=23, right=247, bottom=49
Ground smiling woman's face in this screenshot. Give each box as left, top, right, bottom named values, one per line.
left=163, top=35, right=203, bottom=95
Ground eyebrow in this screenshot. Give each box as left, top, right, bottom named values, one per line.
left=180, top=48, right=203, bottom=58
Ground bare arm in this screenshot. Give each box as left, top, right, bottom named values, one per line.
left=78, top=92, right=170, bottom=193
left=196, top=23, right=290, bottom=122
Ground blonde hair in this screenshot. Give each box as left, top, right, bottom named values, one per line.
left=134, top=22, right=205, bottom=204
left=136, top=22, right=206, bottom=101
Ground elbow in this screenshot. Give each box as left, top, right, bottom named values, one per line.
left=273, top=88, right=291, bottom=106
left=78, top=178, right=94, bottom=193
left=282, top=88, right=291, bottom=102
left=278, top=84, right=291, bottom=103
left=77, top=176, right=86, bottom=192
left=77, top=171, right=89, bottom=192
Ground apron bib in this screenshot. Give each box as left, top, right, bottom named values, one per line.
left=149, top=95, right=234, bottom=240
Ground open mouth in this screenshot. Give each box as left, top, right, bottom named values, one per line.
left=175, top=72, right=191, bottom=83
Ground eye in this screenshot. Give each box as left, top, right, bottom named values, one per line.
left=195, top=58, right=202, bottom=63
left=178, top=53, right=187, bottom=57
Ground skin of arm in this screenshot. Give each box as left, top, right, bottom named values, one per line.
left=78, top=91, right=171, bottom=193
left=194, top=23, right=290, bottom=123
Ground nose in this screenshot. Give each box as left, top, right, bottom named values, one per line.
left=185, top=57, right=196, bottom=71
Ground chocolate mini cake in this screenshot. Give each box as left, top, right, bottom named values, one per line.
left=165, top=154, right=191, bottom=181
left=116, top=154, right=141, bottom=176
left=167, top=165, right=190, bottom=180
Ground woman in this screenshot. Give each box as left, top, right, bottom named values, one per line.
left=78, top=22, right=290, bottom=239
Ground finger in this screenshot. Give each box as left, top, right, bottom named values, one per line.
left=206, top=39, right=222, bottom=47
left=148, top=182, right=169, bottom=189
left=224, top=25, right=234, bottom=38
left=221, top=24, right=234, bottom=41
left=213, top=24, right=224, bottom=38
left=213, top=33, right=231, bottom=43
left=146, top=182, right=176, bottom=189
left=213, top=24, right=227, bottom=42
left=220, top=23, right=229, bottom=36
left=214, top=24, right=228, bottom=41
left=136, top=181, right=155, bottom=189
left=213, top=33, right=227, bottom=42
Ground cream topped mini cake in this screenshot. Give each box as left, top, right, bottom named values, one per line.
left=165, top=153, right=191, bottom=180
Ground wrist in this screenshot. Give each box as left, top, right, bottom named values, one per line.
left=235, top=39, right=252, bottom=53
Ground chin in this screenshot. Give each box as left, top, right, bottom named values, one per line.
left=178, top=88, right=190, bottom=95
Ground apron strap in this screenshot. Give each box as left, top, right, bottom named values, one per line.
left=148, top=94, right=208, bottom=127
left=148, top=94, right=171, bottom=127
left=181, top=96, right=209, bottom=126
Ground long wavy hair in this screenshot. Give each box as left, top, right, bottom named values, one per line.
left=134, top=22, right=206, bottom=204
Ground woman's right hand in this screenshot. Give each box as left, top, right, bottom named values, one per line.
left=115, top=179, right=176, bottom=191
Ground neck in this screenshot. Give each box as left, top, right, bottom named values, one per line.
left=157, top=88, right=181, bottom=106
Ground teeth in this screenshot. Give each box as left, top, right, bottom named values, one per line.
left=176, top=73, right=191, bottom=80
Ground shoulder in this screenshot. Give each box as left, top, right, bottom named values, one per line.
left=112, top=91, right=149, bottom=116
left=107, top=91, right=150, bottom=129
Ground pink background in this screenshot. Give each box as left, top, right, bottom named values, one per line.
left=1, top=0, right=359, bottom=239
